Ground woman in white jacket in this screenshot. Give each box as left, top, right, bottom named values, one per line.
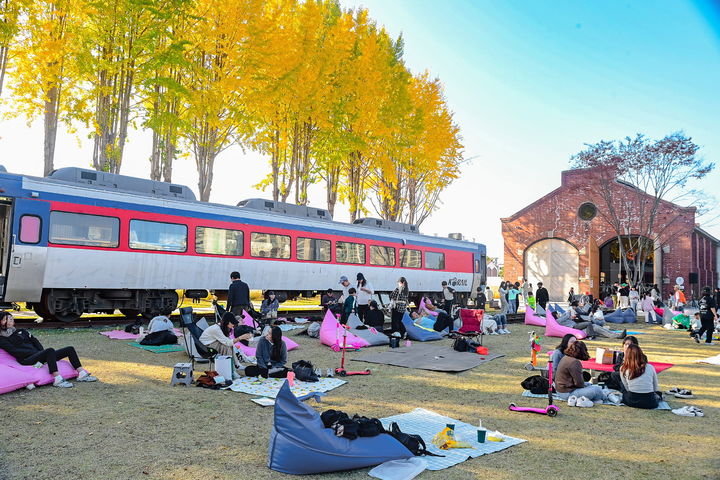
left=355, top=273, right=374, bottom=322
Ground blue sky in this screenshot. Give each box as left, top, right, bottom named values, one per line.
left=0, top=0, right=718, bottom=260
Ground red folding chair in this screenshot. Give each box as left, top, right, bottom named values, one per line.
left=454, top=308, right=484, bottom=345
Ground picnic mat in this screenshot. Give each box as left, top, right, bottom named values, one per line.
left=581, top=360, right=674, bottom=373
left=379, top=408, right=526, bottom=471
left=278, top=324, right=305, bottom=332
left=610, top=331, right=644, bottom=335
left=353, top=344, right=504, bottom=372
left=227, top=376, right=346, bottom=398
left=521, top=390, right=671, bottom=410
left=101, top=328, right=183, bottom=340
left=128, top=342, right=185, bottom=353
left=695, top=354, right=720, bottom=365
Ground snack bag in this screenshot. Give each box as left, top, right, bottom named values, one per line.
left=431, top=427, right=473, bottom=449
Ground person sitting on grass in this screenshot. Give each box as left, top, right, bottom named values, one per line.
left=555, top=341, right=607, bottom=407
left=260, top=291, right=280, bottom=320
left=619, top=344, right=660, bottom=409
left=486, top=312, right=510, bottom=334
left=550, top=333, right=578, bottom=379
left=244, top=326, right=288, bottom=378
left=0, top=311, right=98, bottom=388
left=363, top=300, right=385, bottom=329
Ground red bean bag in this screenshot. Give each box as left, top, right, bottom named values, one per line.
left=544, top=311, right=587, bottom=339
left=524, top=308, right=547, bottom=326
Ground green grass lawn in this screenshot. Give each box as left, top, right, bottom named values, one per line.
left=1, top=320, right=718, bottom=480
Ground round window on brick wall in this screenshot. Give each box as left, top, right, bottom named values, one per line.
left=578, top=202, right=597, bottom=221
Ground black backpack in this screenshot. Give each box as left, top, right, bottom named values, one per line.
left=387, top=422, right=443, bottom=457
left=453, top=337, right=480, bottom=353
left=352, top=415, right=385, bottom=437
left=292, top=360, right=319, bottom=382
left=521, top=375, right=549, bottom=395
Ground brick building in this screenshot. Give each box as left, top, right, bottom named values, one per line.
left=501, top=167, right=719, bottom=303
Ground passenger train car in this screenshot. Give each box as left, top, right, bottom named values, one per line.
left=0, top=166, right=486, bottom=322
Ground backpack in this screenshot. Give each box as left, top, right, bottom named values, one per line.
left=139, top=330, right=177, bottom=346
left=597, top=371, right=623, bottom=391
left=387, top=422, right=443, bottom=457
left=292, top=360, right=319, bottom=382
left=352, top=415, right=385, bottom=437
left=307, top=322, right=321, bottom=338
left=521, top=375, right=549, bottom=395
left=452, top=337, right=481, bottom=353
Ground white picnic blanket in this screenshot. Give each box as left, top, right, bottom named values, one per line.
left=227, top=376, right=346, bottom=398
left=695, top=354, right=720, bottom=365
left=379, top=408, right=526, bottom=471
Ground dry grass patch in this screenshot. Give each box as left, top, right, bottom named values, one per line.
left=1, top=322, right=719, bottom=480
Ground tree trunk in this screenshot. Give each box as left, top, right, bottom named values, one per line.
left=43, top=84, right=60, bottom=176
left=193, top=121, right=218, bottom=202
left=271, top=126, right=280, bottom=201
left=0, top=44, right=8, bottom=99
left=326, top=165, right=339, bottom=217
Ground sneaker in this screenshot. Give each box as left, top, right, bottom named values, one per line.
left=694, top=334, right=700, bottom=343
left=326, top=368, right=334, bottom=377
left=490, top=331, right=499, bottom=335
left=674, top=389, right=694, bottom=399
left=705, top=342, right=716, bottom=345
left=76, top=370, right=98, bottom=382
left=53, top=376, right=73, bottom=388
left=619, top=329, right=627, bottom=339
left=607, top=392, right=623, bottom=404
left=575, top=396, right=594, bottom=407
left=665, top=387, right=681, bottom=395
left=503, top=329, right=511, bottom=334
left=672, top=406, right=704, bottom=417
left=567, top=395, right=578, bottom=407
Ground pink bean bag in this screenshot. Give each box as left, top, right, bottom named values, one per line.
left=319, top=310, right=369, bottom=349
left=544, top=311, right=587, bottom=340
left=419, top=298, right=439, bottom=316
left=524, top=308, right=547, bottom=326
left=0, top=348, right=79, bottom=387
left=232, top=333, right=299, bottom=353
left=0, top=364, right=32, bottom=394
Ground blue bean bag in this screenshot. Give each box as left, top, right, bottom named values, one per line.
left=268, top=381, right=413, bottom=474
left=605, top=308, right=637, bottom=324
left=553, top=303, right=565, bottom=315
left=401, top=313, right=444, bottom=341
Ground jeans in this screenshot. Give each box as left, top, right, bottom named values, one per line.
left=557, top=383, right=606, bottom=402
left=586, top=324, right=622, bottom=339
left=493, top=313, right=508, bottom=328
left=508, top=299, right=517, bottom=314
left=697, top=317, right=715, bottom=344
left=19, top=347, right=82, bottom=374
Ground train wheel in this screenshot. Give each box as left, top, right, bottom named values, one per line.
left=120, top=309, right=141, bottom=318
left=52, top=311, right=82, bottom=323
left=33, top=303, right=52, bottom=321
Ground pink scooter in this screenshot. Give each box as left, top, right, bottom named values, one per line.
left=509, top=358, right=559, bottom=417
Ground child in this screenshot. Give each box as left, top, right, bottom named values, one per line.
left=475, top=287, right=486, bottom=310
left=341, top=288, right=357, bottom=325
left=527, top=291, right=536, bottom=309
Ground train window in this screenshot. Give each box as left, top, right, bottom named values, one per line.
left=399, top=248, right=421, bottom=268
left=296, top=237, right=331, bottom=262
left=370, top=245, right=395, bottom=266
left=336, top=241, right=366, bottom=264
left=19, top=215, right=42, bottom=244
left=50, top=211, right=119, bottom=248
left=250, top=232, right=290, bottom=259
left=129, top=219, right=187, bottom=252
left=425, top=251, right=445, bottom=270
left=475, top=259, right=481, bottom=273
left=196, top=227, right=243, bottom=256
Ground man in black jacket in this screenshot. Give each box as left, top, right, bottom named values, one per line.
left=535, top=282, right=549, bottom=311
left=227, top=271, right=252, bottom=316
left=0, top=311, right=97, bottom=388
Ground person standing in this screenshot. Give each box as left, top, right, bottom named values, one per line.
left=389, top=277, right=409, bottom=335
left=619, top=283, right=630, bottom=309
left=611, top=282, right=619, bottom=309
left=650, top=284, right=660, bottom=302
left=521, top=278, right=531, bottom=301
left=567, top=287, right=575, bottom=303
left=535, top=282, right=549, bottom=311
left=640, top=293, right=658, bottom=324
left=227, top=271, right=252, bottom=317
left=673, top=285, right=686, bottom=310
left=355, top=273, right=374, bottom=322
left=441, top=281, right=455, bottom=313
left=474, top=286, right=486, bottom=311
left=695, top=287, right=718, bottom=345
left=341, top=288, right=358, bottom=325
left=338, top=276, right=351, bottom=302
left=485, top=286, right=494, bottom=309
left=629, top=286, right=640, bottom=312
left=508, top=284, right=520, bottom=314
left=498, top=282, right=509, bottom=314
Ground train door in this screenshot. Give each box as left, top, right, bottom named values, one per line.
left=470, top=251, right=486, bottom=301
left=0, top=198, right=12, bottom=299
left=4, top=198, right=49, bottom=303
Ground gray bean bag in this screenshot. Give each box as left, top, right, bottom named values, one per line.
left=347, top=314, right=389, bottom=346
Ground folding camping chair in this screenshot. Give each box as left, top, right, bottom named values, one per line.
left=453, top=308, right=484, bottom=345
left=179, top=306, right=218, bottom=370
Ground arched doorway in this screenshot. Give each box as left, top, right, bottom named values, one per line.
left=599, top=236, right=654, bottom=295
left=525, top=238, right=579, bottom=302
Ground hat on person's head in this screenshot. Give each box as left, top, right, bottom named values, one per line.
left=339, top=275, right=349, bottom=284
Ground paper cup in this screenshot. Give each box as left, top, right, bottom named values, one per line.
left=477, top=429, right=486, bottom=443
